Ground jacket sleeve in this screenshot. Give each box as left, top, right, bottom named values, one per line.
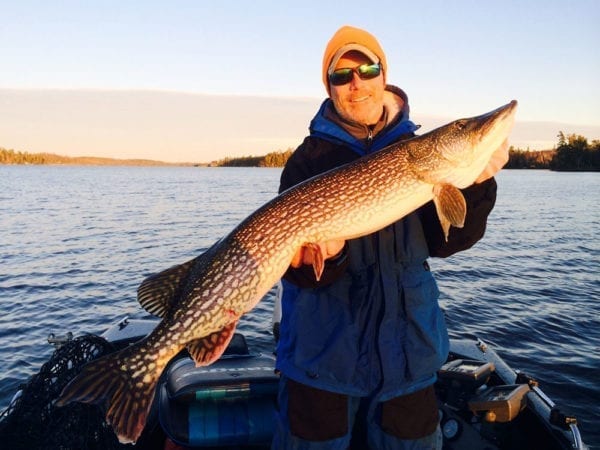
left=278, top=138, right=354, bottom=288
left=421, top=177, right=497, bottom=258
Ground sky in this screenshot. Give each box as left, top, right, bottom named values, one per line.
left=1, top=0, right=599, bottom=163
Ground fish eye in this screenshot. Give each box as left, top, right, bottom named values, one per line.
left=454, top=120, right=467, bottom=130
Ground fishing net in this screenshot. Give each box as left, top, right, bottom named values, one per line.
left=0, top=334, right=127, bottom=450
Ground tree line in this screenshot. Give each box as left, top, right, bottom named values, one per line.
left=3, top=133, right=599, bottom=171
left=0, top=148, right=68, bottom=165
left=210, top=149, right=293, bottom=167
left=550, top=132, right=599, bottom=171
left=0, top=147, right=187, bottom=166
left=507, top=132, right=599, bottom=171
left=0, top=146, right=294, bottom=167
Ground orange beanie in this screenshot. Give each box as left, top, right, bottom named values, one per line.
left=322, top=25, right=388, bottom=93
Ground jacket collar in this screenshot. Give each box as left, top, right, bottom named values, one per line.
left=309, top=85, right=419, bottom=156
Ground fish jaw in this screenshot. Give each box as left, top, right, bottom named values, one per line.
left=408, top=100, right=517, bottom=189
left=456, top=100, right=517, bottom=186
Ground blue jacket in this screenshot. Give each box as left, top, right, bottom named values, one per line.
left=276, top=87, right=496, bottom=400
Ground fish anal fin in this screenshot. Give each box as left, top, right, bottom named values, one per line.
left=433, top=184, right=467, bottom=241
left=186, top=321, right=238, bottom=366
left=137, top=256, right=200, bottom=318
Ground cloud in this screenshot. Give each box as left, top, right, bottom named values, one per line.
left=0, top=89, right=320, bottom=163
left=2, top=89, right=598, bottom=163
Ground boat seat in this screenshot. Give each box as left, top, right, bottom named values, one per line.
left=158, top=349, right=279, bottom=447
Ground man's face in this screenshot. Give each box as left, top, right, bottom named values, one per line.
left=329, top=50, right=386, bottom=126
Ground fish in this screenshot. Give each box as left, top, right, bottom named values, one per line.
left=56, top=100, right=517, bottom=444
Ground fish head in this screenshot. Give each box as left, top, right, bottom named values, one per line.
left=408, top=100, right=517, bottom=188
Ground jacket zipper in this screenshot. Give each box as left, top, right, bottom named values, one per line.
left=366, top=127, right=374, bottom=152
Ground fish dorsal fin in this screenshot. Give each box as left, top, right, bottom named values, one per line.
left=137, top=256, right=200, bottom=317
left=186, top=321, right=238, bottom=366
left=433, top=184, right=467, bottom=241
left=137, top=241, right=222, bottom=317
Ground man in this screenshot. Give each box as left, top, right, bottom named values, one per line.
left=272, top=26, right=507, bottom=450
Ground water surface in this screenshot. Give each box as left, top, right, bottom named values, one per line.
left=1, top=166, right=598, bottom=447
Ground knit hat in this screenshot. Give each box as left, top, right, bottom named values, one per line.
left=322, top=25, right=388, bottom=93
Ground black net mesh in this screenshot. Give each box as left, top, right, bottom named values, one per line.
left=0, top=334, right=129, bottom=450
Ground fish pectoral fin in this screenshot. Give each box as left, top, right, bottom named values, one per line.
left=137, top=255, right=200, bottom=317
left=186, top=321, right=238, bottom=367
left=304, top=242, right=325, bottom=282
left=433, top=184, right=467, bottom=241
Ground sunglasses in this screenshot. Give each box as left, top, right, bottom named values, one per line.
left=329, top=63, right=382, bottom=86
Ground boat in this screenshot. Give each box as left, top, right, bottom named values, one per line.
left=0, top=314, right=587, bottom=449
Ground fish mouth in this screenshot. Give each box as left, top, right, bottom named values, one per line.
left=476, top=100, right=518, bottom=145
left=480, top=100, right=518, bottom=133
left=419, top=100, right=518, bottom=188
left=463, top=100, right=517, bottom=184
left=496, top=100, right=517, bottom=122
left=466, top=100, right=517, bottom=153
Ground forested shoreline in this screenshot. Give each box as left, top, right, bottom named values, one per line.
left=2, top=133, right=598, bottom=171
left=507, top=132, right=599, bottom=171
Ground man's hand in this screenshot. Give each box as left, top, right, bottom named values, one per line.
left=475, top=139, right=510, bottom=183
left=291, top=240, right=346, bottom=268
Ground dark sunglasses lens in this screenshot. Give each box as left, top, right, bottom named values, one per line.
left=329, top=64, right=381, bottom=86
left=358, top=63, right=381, bottom=79
left=329, top=69, right=353, bottom=86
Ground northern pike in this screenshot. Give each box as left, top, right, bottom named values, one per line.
left=57, top=100, right=517, bottom=443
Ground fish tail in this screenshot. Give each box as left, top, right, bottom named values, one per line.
left=56, top=344, right=159, bottom=444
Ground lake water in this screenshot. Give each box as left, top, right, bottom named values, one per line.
left=1, top=166, right=598, bottom=447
